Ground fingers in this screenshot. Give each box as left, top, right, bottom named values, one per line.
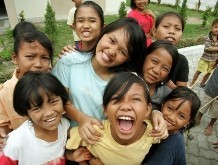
left=91, top=119, right=104, bottom=129
left=58, top=45, right=75, bottom=58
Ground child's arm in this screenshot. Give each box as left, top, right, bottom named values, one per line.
left=89, top=157, right=104, bottom=165
left=149, top=110, right=168, bottom=140
left=58, top=45, right=76, bottom=58
left=64, top=101, right=103, bottom=144
left=65, top=147, right=91, bottom=162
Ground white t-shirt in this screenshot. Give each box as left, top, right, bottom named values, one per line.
left=1, top=118, right=70, bottom=165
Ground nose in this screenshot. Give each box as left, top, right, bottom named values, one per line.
left=83, top=20, right=90, bottom=28
left=119, top=101, right=132, bottom=111
left=43, top=108, right=54, bottom=118
left=167, top=113, right=176, bottom=122
left=34, top=58, right=43, bottom=69
left=169, top=27, right=175, bottom=34
left=152, top=65, right=161, bottom=75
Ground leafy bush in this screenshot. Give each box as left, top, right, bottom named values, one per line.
left=44, top=1, right=57, bottom=42
left=179, top=0, right=188, bottom=24
left=119, top=2, right=127, bottom=19
left=0, top=49, right=11, bottom=61
left=201, top=7, right=212, bottom=28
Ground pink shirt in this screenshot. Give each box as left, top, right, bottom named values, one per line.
left=128, top=9, right=154, bottom=47
left=0, top=68, right=28, bottom=130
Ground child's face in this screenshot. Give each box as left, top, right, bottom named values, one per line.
left=143, top=47, right=172, bottom=85
left=162, top=99, right=191, bottom=134
left=12, top=41, right=50, bottom=79
left=74, top=6, right=102, bottom=45
left=94, top=28, right=129, bottom=68
left=153, top=16, right=183, bottom=46
left=134, top=0, right=149, bottom=11
left=73, top=0, right=82, bottom=7
left=211, top=23, right=218, bottom=36
left=104, top=83, right=151, bottom=145
left=27, top=92, right=64, bottom=136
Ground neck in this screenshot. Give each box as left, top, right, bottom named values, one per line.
left=33, top=125, right=58, bottom=142
left=81, top=41, right=96, bottom=52
left=147, top=83, right=156, bottom=96
left=92, top=57, right=113, bottom=81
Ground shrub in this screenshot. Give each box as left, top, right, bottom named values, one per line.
left=0, top=49, right=11, bottom=61
left=44, top=1, right=57, bottom=42
left=201, top=7, right=212, bottom=28
left=118, top=2, right=127, bottom=19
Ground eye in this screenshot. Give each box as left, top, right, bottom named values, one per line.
left=120, top=50, right=127, bottom=57
left=42, top=56, right=50, bottom=61
left=162, top=66, right=170, bottom=73
left=167, top=106, right=173, bottom=112
left=175, top=27, right=182, bottom=31
left=76, top=19, right=83, bottom=23
left=90, top=19, right=97, bottom=23
left=26, top=55, right=34, bottom=59
left=179, top=114, right=185, bottom=120
left=151, top=59, right=158, bottom=64
left=109, top=36, right=115, bottom=44
left=133, top=97, right=141, bottom=102
left=30, top=106, right=40, bottom=112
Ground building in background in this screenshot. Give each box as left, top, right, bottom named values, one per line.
left=0, top=0, right=124, bottom=30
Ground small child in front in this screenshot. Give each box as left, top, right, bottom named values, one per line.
left=66, top=72, right=159, bottom=165
left=143, top=86, right=201, bottom=165
left=0, top=72, right=91, bottom=165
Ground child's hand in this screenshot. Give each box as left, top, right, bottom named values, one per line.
left=89, top=157, right=104, bottom=165
left=78, top=116, right=103, bottom=145
left=0, top=127, right=8, bottom=150
left=58, top=45, right=76, bottom=58
left=149, top=110, right=168, bottom=140
left=65, top=147, right=91, bottom=162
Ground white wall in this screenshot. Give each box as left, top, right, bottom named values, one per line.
left=105, top=0, right=125, bottom=15
left=14, top=0, right=48, bottom=22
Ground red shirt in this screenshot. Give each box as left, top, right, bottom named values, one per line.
left=128, top=9, right=154, bottom=47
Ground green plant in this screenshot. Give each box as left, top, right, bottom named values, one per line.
left=118, top=2, right=127, bottom=19
left=179, top=0, right=188, bottom=24
left=157, top=0, right=161, bottom=5
left=0, top=49, right=11, bottom=61
left=212, top=0, right=218, bottom=17
left=174, top=0, right=180, bottom=9
left=19, top=10, right=25, bottom=21
left=201, top=7, right=212, bottom=28
left=44, top=1, right=57, bottom=42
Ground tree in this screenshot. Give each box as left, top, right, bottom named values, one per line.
left=212, top=0, right=218, bottom=17
left=44, top=1, right=57, bottom=42
left=179, top=0, right=188, bottom=24
left=174, top=0, right=180, bottom=9
left=118, top=2, right=127, bottom=19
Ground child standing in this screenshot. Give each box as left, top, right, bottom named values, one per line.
left=0, top=30, right=53, bottom=139
left=59, top=0, right=104, bottom=56
left=67, top=0, right=83, bottom=43
left=66, top=72, right=159, bottom=164
left=189, top=19, right=218, bottom=88
left=143, top=86, right=201, bottom=165
left=153, top=12, right=189, bottom=87
left=0, top=72, right=91, bottom=164
left=195, top=61, right=218, bottom=136
left=127, top=0, right=154, bottom=47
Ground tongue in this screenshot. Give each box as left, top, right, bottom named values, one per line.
left=119, top=120, right=133, bottom=131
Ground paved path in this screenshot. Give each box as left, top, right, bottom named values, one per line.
left=178, top=45, right=218, bottom=165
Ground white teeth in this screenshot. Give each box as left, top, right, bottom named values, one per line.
left=46, top=117, right=56, bottom=122
left=82, top=31, right=90, bottom=36
left=118, top=116, right=132, bottom=120
left=166, top=121, right=172, bottom=126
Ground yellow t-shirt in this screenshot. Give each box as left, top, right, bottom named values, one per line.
left=66, top=120, right=158, bottom=165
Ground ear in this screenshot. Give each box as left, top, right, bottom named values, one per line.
left=11, top=52, right=18, bottom=65
left=103, top=105, right=108, bottom=118
left=152, top=27, right=157, bottom=39
left=145, top=103, right=152, bottom=118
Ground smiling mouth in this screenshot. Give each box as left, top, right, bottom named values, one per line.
left=118, top=116, right=134, bottom=133
left=45, top=116, right=56, bottom=123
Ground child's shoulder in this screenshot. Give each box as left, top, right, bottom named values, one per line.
left=58, top=51, right=93, bottom=66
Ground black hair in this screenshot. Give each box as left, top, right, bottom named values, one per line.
left=13, top=21, right=37, bottom=39
left=212, top=18, right=218, bottom=26
left=13, top=72, right=69, bottom=116
left=93, top=17, right=146, bottom=73
left=130, top=0, right=150, bottom=9
left=103, top=72, right=150, bottom=108
left=13, top=30, right=54, bottom=66
left=163, top=86, right=201, bottom=131
left=74, top=1, right=104, bottom=28
left=155, top=12, right=185, bottom=32
left=142, top=40, right=178, bottom=84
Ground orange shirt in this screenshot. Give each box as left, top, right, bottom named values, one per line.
left=0, top=68, right=28, bottom=130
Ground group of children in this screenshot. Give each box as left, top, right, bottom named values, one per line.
left=0, top=0, right=217, bottom=164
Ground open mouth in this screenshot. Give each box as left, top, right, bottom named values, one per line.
left=117, top=116, right=134, bottom=134
left=45, top=116, right=57, bottom=123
